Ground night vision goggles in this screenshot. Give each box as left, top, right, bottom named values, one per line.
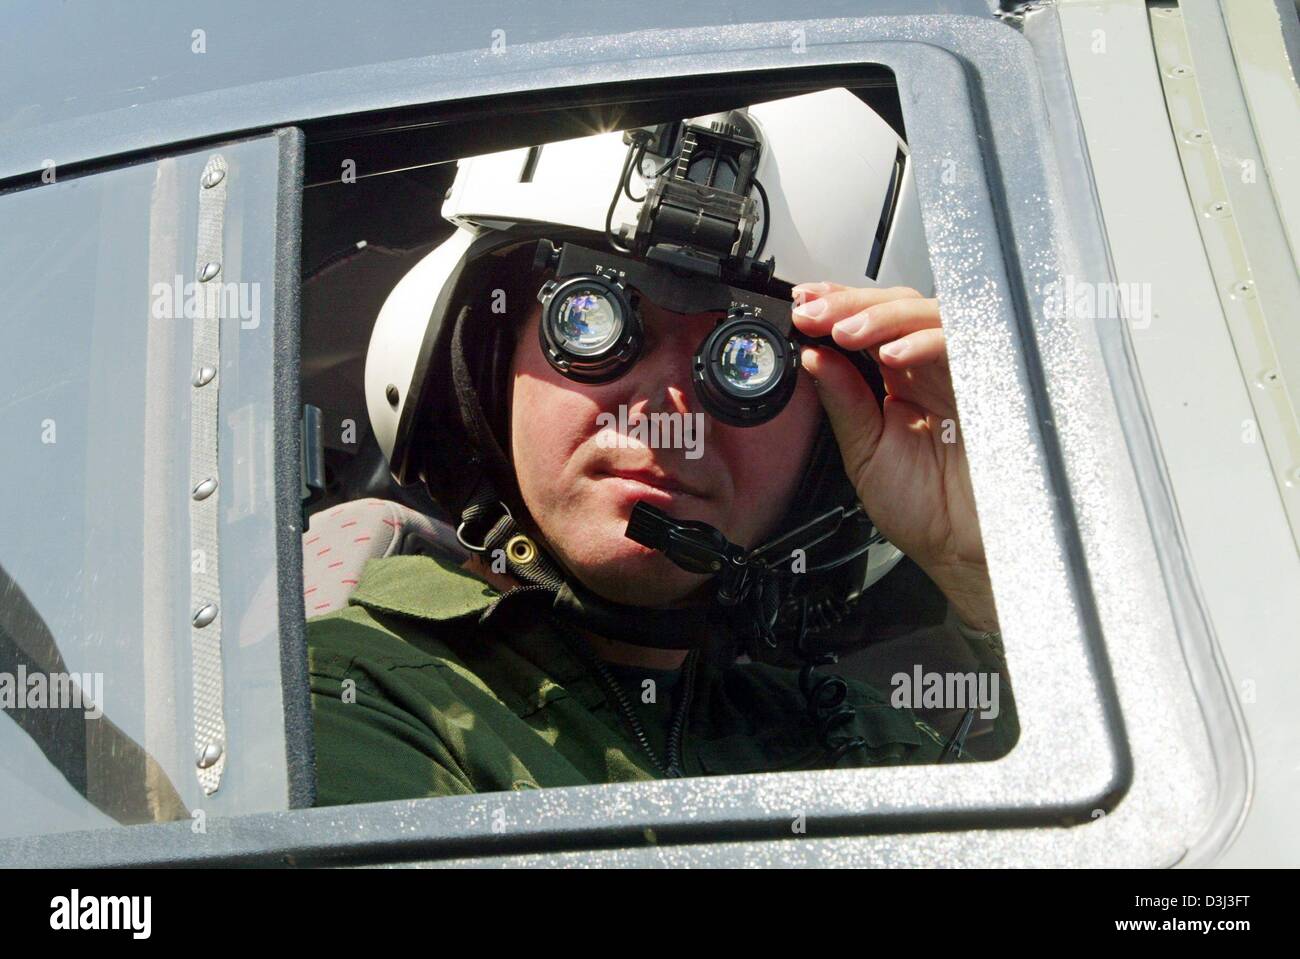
left=532, top=239, right=802, bottom=427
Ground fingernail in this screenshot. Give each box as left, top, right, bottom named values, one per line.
left=793, top=298, right=828, bottom=319
left=792, top=282, right=832, bottom=307
left=832, top=313, right=869, bottom=338
left=799, top=348, right=821, bottom=386
left=881, top=340, right=909, bottom=359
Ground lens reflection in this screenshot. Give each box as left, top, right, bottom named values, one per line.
left=718, top=331, right=777, bottom=392
left=555, top=290, right=622, bottom=355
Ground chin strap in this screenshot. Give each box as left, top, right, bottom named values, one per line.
left=456, top=483, right=567, bottom=591
left=459, top=482, right=716, bottom=650
left=551, top=580, right=711, bottom=650
left=625, top=500, right=869, bottom=609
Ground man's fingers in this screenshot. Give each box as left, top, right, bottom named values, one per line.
left=878, top=326, right=947, bottom=369
left=791, top=280, right=849, bottom=306
left=799, top=344, right=883, bottom=472
left=829, top=297, right=942, bottom=353
left=791, top=285, right=926, bottom=337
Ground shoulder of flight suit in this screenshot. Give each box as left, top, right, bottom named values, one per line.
left=306, top=555, right=652, bottom=801
left=306, top=555, right=508, bottom=803
left=343, top=553, right=501, bottom=623
left=306, top=554, right=505, bottom=707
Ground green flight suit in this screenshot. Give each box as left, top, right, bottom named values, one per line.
left=306, top=554, right=1014, bottom=805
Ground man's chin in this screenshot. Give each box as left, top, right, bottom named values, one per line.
left=540, top=504, right=718, bottom=607
left=570, top=545, right=709, bottom=608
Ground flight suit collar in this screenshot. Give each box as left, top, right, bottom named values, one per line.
left=348, top=555, right=500, bottom=622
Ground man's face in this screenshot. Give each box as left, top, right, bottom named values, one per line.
left=509, top=292, right=822, bottom=607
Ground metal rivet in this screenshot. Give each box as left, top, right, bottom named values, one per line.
left=193, top=603, right=218, bottom=628
left=1183, top=128, right=1211, bottom=145
left=1167, top=64, right=1193, bottom=79
left=1258, top=369, right=1280, bottom=388
left=1230, top=280, right=1256, bottom=299
left=506, top=534, right=537, bottom=565
left=192, top=477, right=217, bottom=501
left=201, top=167, right=225, bottom=189
left=1206, top=200, right=1231, bottom=218
left=199, top=261, right=221, bottom=282
left=385, top=384, right=400, bottom=408
left=197, top=742, right=223, bottom=768
left=193, top=366, right=216, bottom=387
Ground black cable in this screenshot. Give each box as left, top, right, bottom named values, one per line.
left=563, top=628, right=667, bottom=775
left=649, top=154, right=676, bottom=178
left=605, top=143, right=639, bottom=254
left=789, top=593, right=867, bottom=766
left=752, top=177, right=771, bottom=259
left=939, top=707, right=977, bottom=763
left=804, top=531, right=884, bottom=576
left=623, top=143, right=648, bottom=203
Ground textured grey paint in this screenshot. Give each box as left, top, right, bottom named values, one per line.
left=0, top=0, right=994, bottom=181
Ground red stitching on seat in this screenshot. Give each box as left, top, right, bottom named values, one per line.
left=354, top=535, right=372, bottom=543
left=340, top=578, right=359, bottom=585
left=328, top=561, right=343, bottom=569
left=317, top=547, right=331, bottom=556
left=314, top=602, right=331, bottom=611
left=340, top=520, right=357, bottom=528
left=305, top=535, right=320, bottom=545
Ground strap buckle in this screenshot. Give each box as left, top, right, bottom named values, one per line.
left=456, top=500, right=512, bottom=554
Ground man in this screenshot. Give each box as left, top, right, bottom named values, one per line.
left=307, top=88, right=1015, bottom=804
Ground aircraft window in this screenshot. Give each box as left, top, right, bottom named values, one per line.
left=298, top=79, right=1018, bottom=808
left=0, top=132, right=304, bottom=840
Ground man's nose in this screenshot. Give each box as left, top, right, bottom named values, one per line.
left=625, top=338, right=703, bottom=422
left=643, top=382, right=694, bottom=421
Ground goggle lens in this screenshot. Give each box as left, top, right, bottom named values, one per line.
left=717, top=331, right=778, bottom=394
left=555, top=289, right=623, bottom=356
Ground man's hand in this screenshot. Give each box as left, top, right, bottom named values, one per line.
left=791, top=281, right=998, bottom=632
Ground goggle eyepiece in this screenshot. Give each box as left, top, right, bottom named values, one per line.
left=537, top=272, right=643, bottom=383
left=535, top=241, right=800, bottom=426
left=692, top=309, right=799, bottom=426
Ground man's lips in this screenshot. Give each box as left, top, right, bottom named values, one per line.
left=597, top=468, right=709, bottom=500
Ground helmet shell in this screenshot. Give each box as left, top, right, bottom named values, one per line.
left=367, top=87, right=933, bottom=486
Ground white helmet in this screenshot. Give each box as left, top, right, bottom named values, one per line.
left=365, top=86, right=933, bottom=616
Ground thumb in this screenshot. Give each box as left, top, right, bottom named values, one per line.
left=799, top=345, right=883, bottom=481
